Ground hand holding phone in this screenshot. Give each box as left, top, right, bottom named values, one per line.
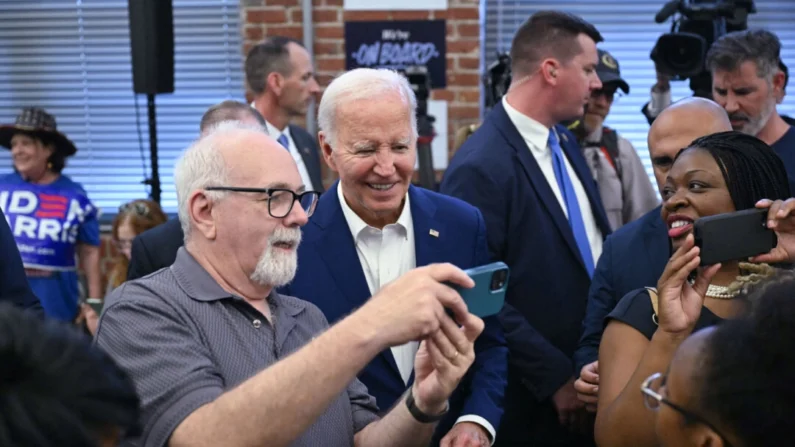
left=694, top=208, right=777, bottom=265
left=450, top=262, right=509, bottom=317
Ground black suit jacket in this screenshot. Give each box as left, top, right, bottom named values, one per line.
left=0, top=207, right=43, bottom=316
left=289, top=124, right=325, bottom=193
left=127, top=218, right=184, bottom=281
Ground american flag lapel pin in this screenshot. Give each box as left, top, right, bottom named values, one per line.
left=429, top=229, right=439, bottom=237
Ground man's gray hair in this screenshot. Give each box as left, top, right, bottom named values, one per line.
left=706, top=29, right=782, bottom=82
left=199, top=100, right=267, bottom=134
left=174, top=121, right=268, bottom=241
left=317, top=68, right=418, bottom=147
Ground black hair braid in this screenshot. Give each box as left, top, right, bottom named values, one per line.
left=684, top=131, right=791, bottom=210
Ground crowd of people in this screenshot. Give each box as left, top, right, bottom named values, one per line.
left=1, top=8, right=795, bottom=447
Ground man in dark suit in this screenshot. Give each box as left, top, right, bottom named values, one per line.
left=440, top=11, right=610, bottom=446
left=0, top=207, right=42, bottom=315
left=280, top=68, right=508, bottom=447
left=572, top=97, right=733, bottom=408
left=127, top=101, right=268, bottom=281
left=246, top=37, right=324, bottom=193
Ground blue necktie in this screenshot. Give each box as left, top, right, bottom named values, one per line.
left=548, top=130, right=594, bottom=277
left=277, top=134, right=289, bottom=150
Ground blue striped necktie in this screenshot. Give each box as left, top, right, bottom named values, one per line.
left=548, top=130, right=594, bottom=277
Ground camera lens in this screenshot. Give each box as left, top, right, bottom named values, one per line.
left=490, top=269, right=508, bottom=291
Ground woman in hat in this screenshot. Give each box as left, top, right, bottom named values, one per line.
left=0, top=107, right=102, bottom=322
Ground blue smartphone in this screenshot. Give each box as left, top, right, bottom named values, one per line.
left=451, top=262, right=510, bottom=317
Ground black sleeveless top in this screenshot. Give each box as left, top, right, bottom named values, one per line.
left=605, top=288, right=724, bottom=340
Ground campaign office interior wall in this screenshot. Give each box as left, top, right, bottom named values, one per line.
left=0, top=0, right=243, bottom=216
left=483, top=0, right=795, bottom=191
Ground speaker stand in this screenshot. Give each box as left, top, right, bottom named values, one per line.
left=144, top=93, right=162, bottom=204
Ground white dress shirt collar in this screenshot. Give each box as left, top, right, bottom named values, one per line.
left=338, top=183, right=412, bottom=238
left=502, top=96, right=553, bottom=154
left=265, top=120, right=291, bottom=140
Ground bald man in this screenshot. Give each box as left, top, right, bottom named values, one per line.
left=572, top=97, right=731, bottom=408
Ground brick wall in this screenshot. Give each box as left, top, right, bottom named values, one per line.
left=242, top=0, right=482, bottom=185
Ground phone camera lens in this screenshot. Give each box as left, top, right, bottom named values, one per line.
left=490, top=269, right=508, bottom=291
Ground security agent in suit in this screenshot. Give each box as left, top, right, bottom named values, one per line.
left=441, top=11, right=611, bottom=446
left=246, top=37, right=325, bottom=194
left=127, top=101, right=268, bottom=281
left=572, top=97, right=733, bottom=408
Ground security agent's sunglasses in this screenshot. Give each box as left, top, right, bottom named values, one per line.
left=641, top=372, right=733, bottom=447
left=204, top=186, right=319, bottom=219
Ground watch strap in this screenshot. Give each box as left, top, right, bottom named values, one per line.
left=405, top=388, right=448, bottom=423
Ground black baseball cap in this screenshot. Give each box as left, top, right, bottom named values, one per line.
left=596, top=49, right=630, bottom=94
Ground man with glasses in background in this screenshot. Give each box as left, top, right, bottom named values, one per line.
left=568, top=49, right=659, bottom=231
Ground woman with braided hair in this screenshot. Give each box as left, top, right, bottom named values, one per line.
left=594, top=130, right=791, bottom=447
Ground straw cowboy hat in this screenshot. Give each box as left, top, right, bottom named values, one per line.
left=0, top=107, right=78, bottom=156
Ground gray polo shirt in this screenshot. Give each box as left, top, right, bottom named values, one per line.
left=95, top=247, right=380, bottom=447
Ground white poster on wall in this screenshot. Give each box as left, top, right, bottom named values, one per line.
left=343, top=0, right=446, bottom=11
left=413, top=99, right=449, bottom=170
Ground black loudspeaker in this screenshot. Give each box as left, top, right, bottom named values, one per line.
left=128, top=0, right=175, bottom=94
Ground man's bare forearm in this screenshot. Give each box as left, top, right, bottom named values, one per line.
left=169, top=312, right=384, bottom=447
left=354, top=392, right=439, bottom=447
left=79, top=245, right=102, bottom=298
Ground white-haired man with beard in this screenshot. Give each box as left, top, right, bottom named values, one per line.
left=95, top=121, right=485, bottom=447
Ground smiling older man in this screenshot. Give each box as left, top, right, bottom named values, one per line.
left=96, top=121, right=485, bottom=447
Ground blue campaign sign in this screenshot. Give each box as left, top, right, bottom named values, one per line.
left=345, top=20, right=447, bottom=88
left=0, top=183, right=97, bottom=270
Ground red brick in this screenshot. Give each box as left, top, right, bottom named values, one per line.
left=392, top=11, right=432, bottom=20
left=289, top=8, right=303, bottom=22
left=316, top=73, right=336, bottom=87
left=260, top=0, right=300, bottom=6
left=447, top=73, right=480, bottom=86
left=266, top=25, right=303, bottom=40
left=457, top=23, right=480, bottom=39
left=243, top=42, right=255, bottom=55
left=448, top=40, right=479, bottom=54
left=430, top=10, right=448, bottom=19
left=247, top=9, right=287, bottom=23
left=313, top=8, right=340, bottom=23
left=458, top=90, right=481, bottom=103
left=432, top=89, right=455, bottom=101
left=314, top=40, right=342, bottom=55
left=457, top=56, right=480, bottom=70
left=245, top=26, right=264, bottom=41
left=449, top=105, right=480, bottom=119
left=315, top=26, right=345, bottom=39
left=324, top=0, right=343, bottom=6
left=316, top=57, right=346, bottom=72
left=446, top=22, right=456, bottom=36
left=448, top=7, right=479, bottom=20
left=344, top=10, right=390, bottom=21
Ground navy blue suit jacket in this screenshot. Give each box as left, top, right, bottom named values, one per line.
left=573, top=205, right=670, bottom=373
left=280, top=183, right=508, bottom=439
left=440, top=102, right=612, bottom=444
left=0, top=207, right=43, bottom=315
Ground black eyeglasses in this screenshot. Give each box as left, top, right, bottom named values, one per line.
left=205, top=186, right=319, bottom=219
left=641, top=372, right=733, bottom=447
left=591, top=88, right=621, bottom=102
left=119, top=201, right=150, bottom=217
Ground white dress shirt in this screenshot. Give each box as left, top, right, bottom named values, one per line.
left=337, top=185, right=496, bottom=442
left=265, top=121, right=318, bottom=192
left=502, top=97, right=603, bottom=265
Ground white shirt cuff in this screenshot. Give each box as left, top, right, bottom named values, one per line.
left=455, top=415, right=497, bottom=445
left=648, top=89, right=672, bottom=117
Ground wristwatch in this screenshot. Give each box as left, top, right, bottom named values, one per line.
left=405, top=388, right=449, bottom=423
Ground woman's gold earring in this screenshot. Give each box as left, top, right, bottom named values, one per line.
left=47, top=162, right=53, bottom=170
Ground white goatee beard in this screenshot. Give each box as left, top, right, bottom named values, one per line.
left=249, top=227, right=302, bottom=287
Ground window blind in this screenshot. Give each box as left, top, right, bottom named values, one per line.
left=483, top=0, right=795, bottom=186
left=0, top=0, right=244, bottom=216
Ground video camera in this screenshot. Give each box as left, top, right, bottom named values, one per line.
left=651, top=0, right=756, bottom=97
left=483, top=53, right=512, bottom=109
left=398, top=66, right=437, bottom=190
